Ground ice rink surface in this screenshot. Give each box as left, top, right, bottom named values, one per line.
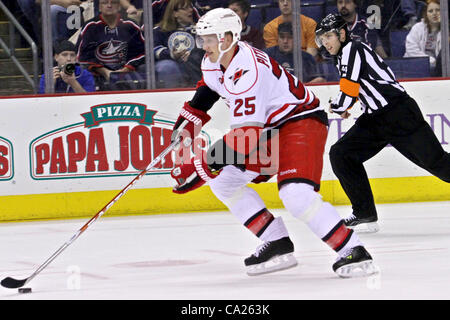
left=0, top=201, right=449, bottom=300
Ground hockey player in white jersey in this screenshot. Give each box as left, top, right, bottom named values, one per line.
left=169, top=8, right=378, bottom=278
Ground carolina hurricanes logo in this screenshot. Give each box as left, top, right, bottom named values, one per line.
left=228, top=68, right=249, bottom=85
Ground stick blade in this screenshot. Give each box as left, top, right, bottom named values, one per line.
left=1, top=277, right=28, bottom=289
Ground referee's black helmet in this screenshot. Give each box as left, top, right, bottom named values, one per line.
left=315, top=14, right=348, bottom=47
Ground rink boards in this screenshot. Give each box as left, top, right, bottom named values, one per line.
left=0, top=79, right=449, bottom=222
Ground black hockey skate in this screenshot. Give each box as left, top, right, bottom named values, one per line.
left=333, top=246, right=379, bottom=278
left=344, top=214, right=380, bottom=233
left=244, top=237, right=297, bottom=276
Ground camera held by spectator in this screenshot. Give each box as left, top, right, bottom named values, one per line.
left=58, top=62, right=80, bottom=75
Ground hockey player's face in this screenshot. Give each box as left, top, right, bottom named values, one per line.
left=199, top=34, right=220, bottom=62
left=318, top=31, right=342, bottom=55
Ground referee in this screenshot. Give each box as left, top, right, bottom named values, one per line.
left=315, top=14, right=450, bottom=233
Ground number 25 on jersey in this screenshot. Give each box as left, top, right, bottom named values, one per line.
left=234, top=97, right=256, bottom=117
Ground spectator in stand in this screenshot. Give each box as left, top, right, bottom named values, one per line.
left=17, top=0, right=85, bottom=44
left=264, top=23, right=326, bottom=83
left=153, top=0, right=204, bottom=88
left=263, top=0, right=319, bottom=57
left=337, top=0, right=388, bottom=58
left=39, top=40, right=95, bottom=93
left=228, top=0, right=265, bottom=49
left=77, top=0, right=146, bottom=90
left=149, top=0, right=201, bottom=24
left=404, top=0, right=441, bottom=75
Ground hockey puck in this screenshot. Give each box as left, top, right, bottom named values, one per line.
left=18, top=288, right=32, bottom=294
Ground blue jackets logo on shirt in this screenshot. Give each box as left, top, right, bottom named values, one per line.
left=95, top=40, right=128, bottom=68
left=168, top=31, right=195, bottom=53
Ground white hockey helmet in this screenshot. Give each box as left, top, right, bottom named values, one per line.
left=195, top=8, right=242, bottom=53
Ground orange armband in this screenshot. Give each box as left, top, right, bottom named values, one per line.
left=339, top=78, right=360, bottom=98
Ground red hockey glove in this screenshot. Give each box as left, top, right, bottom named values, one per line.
left=171, top=102, right=211, bottom=147
left=171, top=152, right=217, bottom=194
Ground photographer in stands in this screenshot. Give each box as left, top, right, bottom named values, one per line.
left=39, top=40, right=95, bottom=94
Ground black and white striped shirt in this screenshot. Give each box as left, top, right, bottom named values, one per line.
left=331, top=41, right=408, bottom=115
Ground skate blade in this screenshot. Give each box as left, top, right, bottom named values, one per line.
left=348, top=222, right=380, bottom=234
left=335, top=260, right=379, bottom=278
left=246, top=253, right=298, bottom=276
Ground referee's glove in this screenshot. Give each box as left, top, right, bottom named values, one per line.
left=328, top=98, right=351, bottom=119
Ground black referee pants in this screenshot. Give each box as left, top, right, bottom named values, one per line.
left=329, top=96, right=450, bottom=218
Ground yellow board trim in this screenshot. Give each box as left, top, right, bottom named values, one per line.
left=1, top=176, right=449, bottom=222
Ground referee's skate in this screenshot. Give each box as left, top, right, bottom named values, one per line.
left=344, top=214, right=380, bottom=233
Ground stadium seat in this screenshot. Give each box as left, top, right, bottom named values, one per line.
left=390, top=30, right=409, bottom=57
left=325, top=5, right=338, bottom=16
left=301, top=2, right=326, bottom=23
left=247, top=8, right=263, bottom=29
left=384, top=57, right=430, bottom=79
left=415, top=0, right=426, bottom=17
left=250, top=0, right=274, bottom=5
left=264, top=7, right=281, bottom=23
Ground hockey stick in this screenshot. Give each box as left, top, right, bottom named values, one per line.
left=1, top=122, right=187, bottom=289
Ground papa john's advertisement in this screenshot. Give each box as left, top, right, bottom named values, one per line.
left=0, top=91, right=213, bottom=196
